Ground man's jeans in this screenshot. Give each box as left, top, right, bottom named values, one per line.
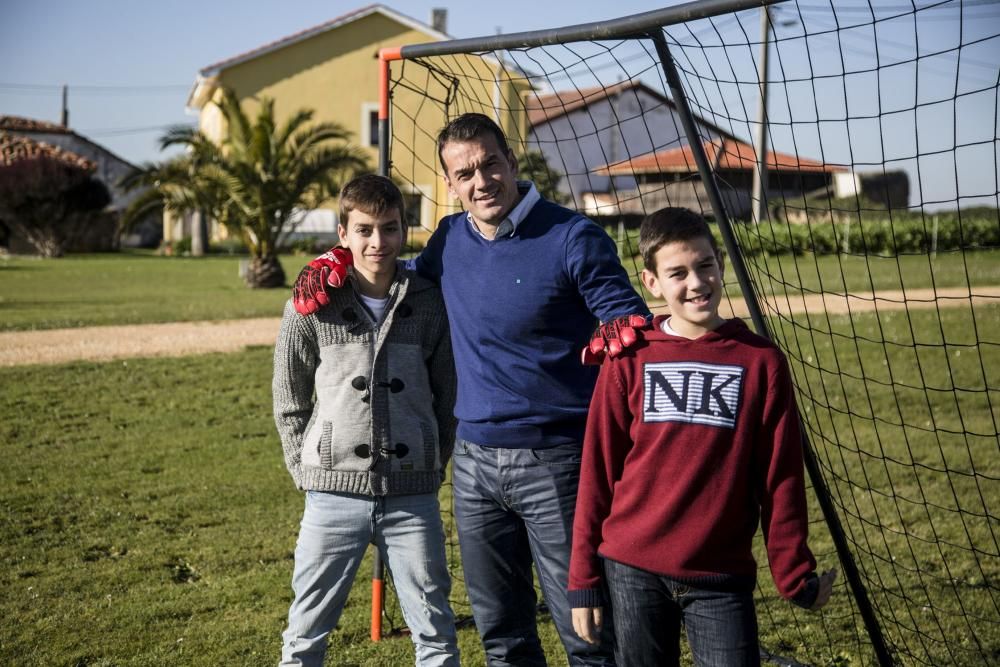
left=452, top=438, right=615, bottom=666
left=603, top=558, right=760, bottom=667
left=280, top=491, right=459, bottom=667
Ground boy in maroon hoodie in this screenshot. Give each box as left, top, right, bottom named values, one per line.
left=568, top=207, right=836, bottom=666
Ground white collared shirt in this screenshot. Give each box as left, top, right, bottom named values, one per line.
left=467, top=181, right=541, bottom=240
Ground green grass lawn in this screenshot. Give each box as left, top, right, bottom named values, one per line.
left=2, top=304, right=997, bottom=665
left=0, top=348, right=565, bottom=666
left=736, top=248, right=1000, bottom=296
left=760, top=304, right=1000, bottom=666
left=0, top=252, right=302, bottom=332
left=1, top=244, right=996, bottom=664
left=1, top=248, right=998, bottom=332
left=616, top=244, right=1000, bottom=303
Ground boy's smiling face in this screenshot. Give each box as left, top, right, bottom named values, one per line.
left=338, top=209, right=403, bottom=286
left=642, top=236, right=726, bottom=339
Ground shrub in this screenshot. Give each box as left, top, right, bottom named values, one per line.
left=171, top=237, right=192, bottom=255
left=729, top=209, right=998, bottom=257
left=0, top=134, right=112, bottom=257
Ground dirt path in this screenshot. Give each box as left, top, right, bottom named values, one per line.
left=1, top=287, right=996, bottom=367
left=714, top=285, right=1000, bottom=319
left=0, top=318, right=281, bottom=367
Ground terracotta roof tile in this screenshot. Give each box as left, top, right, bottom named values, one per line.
left=598, top=138, right=845, bottom=175
left=0, top=115, right=72, bottom=134
left=0, top=131, right=94, bottom=170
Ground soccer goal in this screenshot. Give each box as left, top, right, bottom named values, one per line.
left=371, top=1, right=999, bottom=664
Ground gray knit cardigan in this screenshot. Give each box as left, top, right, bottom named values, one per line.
left=272, top=264, right=456, bottom=496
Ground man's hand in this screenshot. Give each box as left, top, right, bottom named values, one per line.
left=571, top=607, right=604, bottom=645
left=581, top=314, right=649, bottom=365
left=810, top=568, right=838, bottom=611
left=292, top=247, right=353, bottom=315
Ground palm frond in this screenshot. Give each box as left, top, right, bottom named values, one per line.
left=143, top=86, right=370, bottom=264
left=158, top=124, right=203, bottom=151
left=276, top=109, right=316, bottom=150
left=289, top=123, right=356, bottom=160
left=118, top=187, right=166, bottom=233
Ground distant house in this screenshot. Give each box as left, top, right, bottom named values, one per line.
left=526, top=80, right=730, bottom=206
left=0, top=115, right=161, bottom=247
left=185, top=3, right=529, bottom=242
left=593, top=137, right=847, bottom=220
left=525, top=80, right=847, bottom=220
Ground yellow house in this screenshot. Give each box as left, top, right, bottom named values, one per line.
left=182, top=3, right=529, bottom=244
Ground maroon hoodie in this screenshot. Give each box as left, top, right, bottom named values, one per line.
left=568, top=316, right=816, bottom=608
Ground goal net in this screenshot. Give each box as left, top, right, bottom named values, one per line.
left=377, top=1, right=999, bottom=664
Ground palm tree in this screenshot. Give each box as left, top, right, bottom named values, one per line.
left=120, top=130, right=225, bottom=258
left=122, top=89, right=368, bottom=287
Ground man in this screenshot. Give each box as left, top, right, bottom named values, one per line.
left=293, top=113, right=648, bottom=665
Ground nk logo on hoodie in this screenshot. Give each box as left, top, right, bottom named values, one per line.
left=642, top=362, right=744, bottom=429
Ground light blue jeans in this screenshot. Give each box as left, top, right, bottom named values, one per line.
left=279, top=490, right=459, bottom=667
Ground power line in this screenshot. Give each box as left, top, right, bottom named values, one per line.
left=81, top=123, right=195, bottom=138
left=0, top=82, right=190, bottom=96
left=784, top=16, right=1000, bottom=83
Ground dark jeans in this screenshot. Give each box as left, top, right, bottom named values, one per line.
left=603, top=558, right=760, bottom=667
left=452, top=438, right=615, bottom=666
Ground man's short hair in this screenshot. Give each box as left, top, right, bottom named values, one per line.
left=436, top=113, right=512, bottom=172
left=338, top=174, right=406, bottom=226
left=639, top=207, right=720, bottom=271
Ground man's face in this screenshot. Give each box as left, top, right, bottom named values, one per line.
left=337, top=209, right=404, bottom=284
left=440, top=134, right=520, bottom=227
left=641, top=236, right=726, bottom=339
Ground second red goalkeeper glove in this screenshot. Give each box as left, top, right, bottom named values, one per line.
left=580, top=314, right=650, bottom=365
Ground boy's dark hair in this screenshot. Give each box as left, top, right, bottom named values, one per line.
left=639, top=207, right=720, bottom=271
left=437, top=113, right=512, bottom=172
left=338, top=174, right=406, bottom=226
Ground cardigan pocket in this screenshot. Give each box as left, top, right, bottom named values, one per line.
left=303, top=419, right=372, bottom=473
left=385, top=413, right=439, bottom=474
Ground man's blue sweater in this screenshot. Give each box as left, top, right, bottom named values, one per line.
left=412, top=197, right=649, bottom=448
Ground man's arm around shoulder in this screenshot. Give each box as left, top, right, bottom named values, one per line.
left=564, top=217, right=651, bottom=362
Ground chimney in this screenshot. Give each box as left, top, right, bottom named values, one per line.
left=431, top=8, right=447, bottom=34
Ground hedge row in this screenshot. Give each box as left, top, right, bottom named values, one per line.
left=726, top=209, right=999, bottom=257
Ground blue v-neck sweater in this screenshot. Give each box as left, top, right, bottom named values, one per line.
left=411, top=198, right=649, bottom=448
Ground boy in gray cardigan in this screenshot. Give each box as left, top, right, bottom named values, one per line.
left=273, top=175, right=458, bottom=666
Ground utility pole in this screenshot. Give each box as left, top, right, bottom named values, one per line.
left=750, top=7, right=770, bottom=224
left=61, top=84, right=69, bottom=127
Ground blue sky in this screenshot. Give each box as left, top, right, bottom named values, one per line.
left=2, top=1, right=998, bottom=210
left=1, top=0, right=663, bottom=163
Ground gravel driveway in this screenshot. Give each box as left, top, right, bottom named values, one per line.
left=0, top=317, right=281, bottom=367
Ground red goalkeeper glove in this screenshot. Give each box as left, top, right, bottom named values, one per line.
left=581, top=314, right=650, bottom=365
left=292, top=247, right=353, bottom=315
